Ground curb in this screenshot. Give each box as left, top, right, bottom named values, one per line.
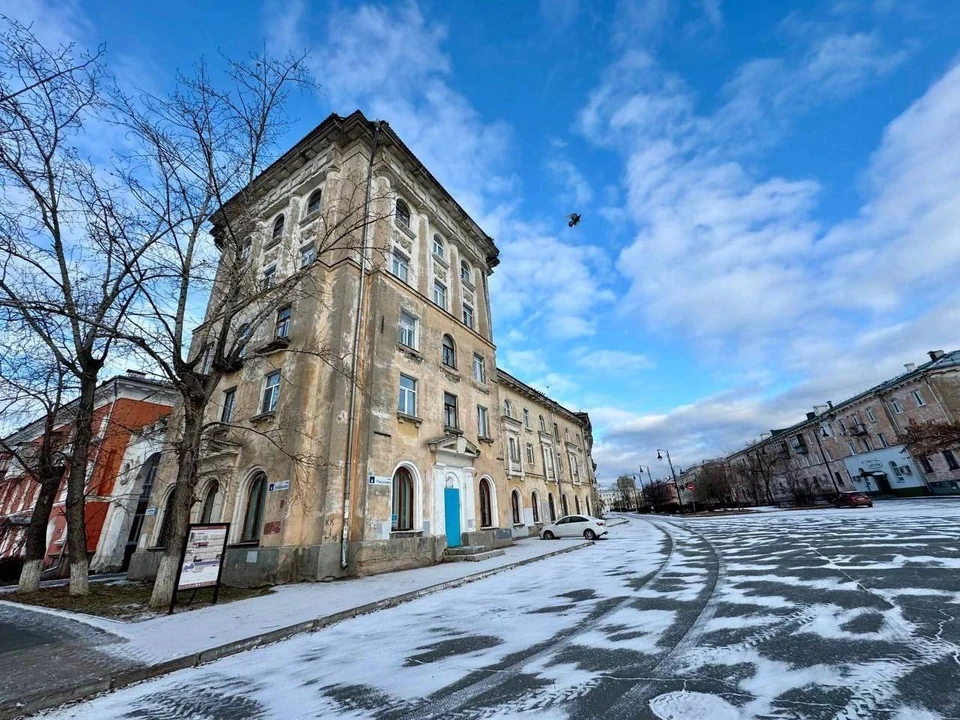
left=2, top=540, right=592, bottom=719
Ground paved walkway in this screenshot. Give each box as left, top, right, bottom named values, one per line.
left=0, top=535, right=591, bottom=717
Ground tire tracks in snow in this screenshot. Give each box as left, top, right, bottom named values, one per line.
left=401, top=517, right=675, bottom=720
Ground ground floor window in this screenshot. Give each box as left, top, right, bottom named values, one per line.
left=480, top=479, right=494, bottom=527
left=511, top=490, right=522, bottom=524
left=575, top=496, right=581, bottom=514
left=241, top=472, right=267, bottom=543
left=585, top=496, right=591, bottom=516
left=157, top=490, right=176, bottom=548
left=532, top=492, right=540, bottom=523
left=200, top=481, right=219, bottom=523
left=561, top=494, right=569, bottom=516
left=548, top=493, right=557, bottom=521
left=392, top=467, right=415, bottom=531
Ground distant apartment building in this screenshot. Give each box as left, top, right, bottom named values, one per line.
left=0, top=372, right=177, bottom=574
left=728, top=350, right=960, bottom=502
left=128, top=111, right=597, bottom=586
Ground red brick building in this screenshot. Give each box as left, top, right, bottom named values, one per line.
left=0, top=372, right=177, bottom=575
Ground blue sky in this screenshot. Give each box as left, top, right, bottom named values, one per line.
left=12, top=0, right=960, bottom=485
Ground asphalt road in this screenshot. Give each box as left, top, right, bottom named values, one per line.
left=41, top=499, right=960, bottom=719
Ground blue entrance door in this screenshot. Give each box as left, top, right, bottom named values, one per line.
left=444, top=487, right=462, bottom=547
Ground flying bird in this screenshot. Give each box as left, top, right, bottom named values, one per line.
left=567, top=213, right=581, bottom=227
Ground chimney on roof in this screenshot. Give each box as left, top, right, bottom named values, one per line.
left=904, top=362, right=916, bottom=372
left=827, top=401, right=834, bottom=409
left=806, top=412, right=815, bottom=420
left=928, top=350, right=945, bottom=362
left=126, top=369, right=147, bottom=378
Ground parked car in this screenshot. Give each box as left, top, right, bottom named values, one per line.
left=834, top=492, right=874, bottom=508
left=540, top=515, right=608, bottom=540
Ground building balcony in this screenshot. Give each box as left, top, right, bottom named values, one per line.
left=849, top=423, right=868, bottom=436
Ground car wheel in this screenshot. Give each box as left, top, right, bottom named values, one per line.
left=584, top=529, right=596, bottom=540
left=543, top=530, right=555, bottom=540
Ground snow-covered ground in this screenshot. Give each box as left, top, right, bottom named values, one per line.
left=42, top=499, right=960, bottom=719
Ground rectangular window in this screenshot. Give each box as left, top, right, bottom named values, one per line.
left=398, top=311, right=417, bottom=349
left=398, top=374, right=417, bottom=416
left=300, top=243, right=316, bottom=267
left=878, top=433, right=888, bottom=448
left=839, top=419, right=847, bottom=433
left=912, top=390, right=926, bottom=407
left=275, top=306, right=291, bottom=338
left=892, top=399, right=903, bottom=414
left=539, top=416, right=546, bottom=432
left=554, top=423, right=560, bottom=441
left=462, top=303, right=474, bottom=329
left=863, top=437, right=873, bottom=452
left=821, top=422, right=832, bottom=437
left=526, top=443, right=535, bottom=464
left=433, top=281, right=447, bottom=309
left=834, top=471, right=843, bottom=485
left=443, top=393, right=459, bottom=429
left=544, top=449, right=555, bottom=478
left=866, top=407, right=876, bottom=422
left=825, top=447, right=834, bottom=461
left=477, top=405, right=489, bottom=437
left=261, top=371, right=281, bottom=414
left=473, top=354, right=485, bottom=382
left=433, top=236, right=444, bottom=257
left=221, top=388, right=236, bottom=423
left=391, top=251, right=409, bottom=284
left=920, top=456, right=934, bottom=473
left=523, top=409, right=530, bottom=428
left=261, top=264, right=276, bottom=291
left=847, top=441, right=857, bottom=455
left=508, top=437, right=520, bottom=463
left=944, top=450, right=959, bottom=470
left=239, top=238, right=252, bottom=262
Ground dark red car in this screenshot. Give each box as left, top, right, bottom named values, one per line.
left=834, top=492, right=873, bottom=508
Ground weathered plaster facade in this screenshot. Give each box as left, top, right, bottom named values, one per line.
left=129, top=111, right=597, bottom=586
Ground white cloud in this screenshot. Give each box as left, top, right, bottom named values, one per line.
left=545, top=156, right=593, bottom=208
left=574, top=349, right=654, bottom=373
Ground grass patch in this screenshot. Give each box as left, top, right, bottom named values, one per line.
left=6, top=580, right=272, bottom=621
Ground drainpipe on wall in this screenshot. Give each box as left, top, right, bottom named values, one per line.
left=341, top=120, right=382, bottom=571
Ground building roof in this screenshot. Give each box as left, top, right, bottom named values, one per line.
left=215, top=110, right=499, bottom=268
left=496, top=368, right=590, bottom=428
left=730, top=349, right=960, bottom=457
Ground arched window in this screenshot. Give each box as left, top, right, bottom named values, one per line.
left=241, top=472, right=267, bottom=543
left=157, top=489, right=176, bottom=548
left=307, top=189, right=322, bottom=215
left=575, top=496, right=581, bottom=514
left=561, top=494, right=569, bottom=516
left=585, top=496, right=591, bottom=516
left=441, top=334, right=456, bottom=368
left=548, top=493, right=557, bottom=521
left=272, top=214, right=285, bottom=241
left=531, top=491, right=540, bottom=523
left=460, top=259, right=471, bottom=282
left=392, top=467, right=414, bottom=531
left=511, top=490, right=522, bottom=525
left=395, top=199, right=411, bottom=229
left=480, top=479, right=494, bottom=528
left=432, top=234, right=444, bottom=258
left=200, top=481, right=219, bottom=524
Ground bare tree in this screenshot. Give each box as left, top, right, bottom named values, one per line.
left=615, top=474, right=637, bottom=510
left=111, top=53, right=391, bottom=608
left=897, top=421, right=960, bottom=459
left=0, top=22, right=161, bottom=595
left=0, top=327, right=75, bottom=592
left=696, top=460, right=735, bottom=509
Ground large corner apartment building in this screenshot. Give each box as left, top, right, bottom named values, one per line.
left=129, top=111, right=598, bottom=586
left=728, top=350, right=960, bottom=501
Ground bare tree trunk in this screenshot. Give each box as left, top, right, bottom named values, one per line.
left=17, top=479, right=58, bottom=594
left=149, top=394, right=204, bottom=609
left=65, top=368, right=98, bottom=596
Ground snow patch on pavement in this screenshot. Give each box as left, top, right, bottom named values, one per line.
left=650, top=691, right=742, bottom=719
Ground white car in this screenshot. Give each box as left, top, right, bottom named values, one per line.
left=539, top=514, right=608, bottom=541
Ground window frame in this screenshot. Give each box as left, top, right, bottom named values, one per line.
left=391, top=467, right=415, bottom=532
left=261, top=371, right=281, bottom=414
left=441, top=334, right=456, bottom=368
left=300, top=243, right=316, bottom=268
left=477, top=405, right=489, bottom=437
left=443, top=392, right=459, bottom=430
left=390, top=250, right=410, bottom=284
left=891, top=399, right=903, bottom=414
left=944, top=449, right=959, bottom=471
left=275, top=305, right=291, bottom=339
left=261, top=263, right=277, bottom=291
left=462, top=302, right=474, bottom=329
left=398, top=310, right=418, bottom=349
left=395, top=198, right=411, bottom=230
left=220, top=387, right=237, bottom=423
left=866, top=407, right=876, bottom=422
left=433, top=280, right=447, bottom=309
left=511, top=490, right=522, bottom=525
left=473, top=354, right=485, bottom=382
left=398, top=374, right=418, bottom=416
left=271, top=214, right=285, bottom=242
left=912, top=389, right=926, bottom=407
left=240, top=473, right=267, bottom=544
left=460, top=259, right=471, bottom=283
left=432, top=234, right=444, bottom=258
left=306, top=189, right=322, bottom=216
left=523, top=409, right=530, bottom=428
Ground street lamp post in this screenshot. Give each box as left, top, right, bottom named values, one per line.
left=657, top=448, right=686, bottom=514
left=812, top=406, right=841, bottom=495
left=637, top=464, right=653, bottom=509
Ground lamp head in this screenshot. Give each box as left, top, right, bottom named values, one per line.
left=656, top=450, right=663, bottom=460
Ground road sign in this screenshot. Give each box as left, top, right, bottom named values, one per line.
left=686, top=483, right=695, bottom=491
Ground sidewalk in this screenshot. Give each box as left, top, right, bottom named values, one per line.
left=0, top=535, right=593, bottom=718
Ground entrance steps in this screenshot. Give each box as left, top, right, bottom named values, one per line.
left=442, top=545, right=506, bottom=563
